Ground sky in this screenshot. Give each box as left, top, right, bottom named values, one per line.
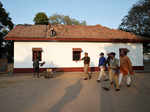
left=1, top=0, right=138, bottom=29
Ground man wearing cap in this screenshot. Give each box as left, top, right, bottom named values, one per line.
left=97, top=52, right=107, bottom=82
left=81, top=52, right=91, bottom=80
left=109, top=52, right=120, bottom=91
left=119, top=48, right=134, bottom=87
left=103, top=52, right=120, bottom=91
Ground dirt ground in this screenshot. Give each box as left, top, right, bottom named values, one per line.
left=0, top=72, right=150, bottom=112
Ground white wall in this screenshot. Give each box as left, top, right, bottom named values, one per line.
left=14, top=42, right=143, bottom=68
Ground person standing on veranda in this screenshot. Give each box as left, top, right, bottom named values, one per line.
left=119, top=49, right=134, bottom=87
left=33, top=57, right=40, bottom=78
left=33, top=53, right=45, bottom=78
left=97, top=52, right=107, bottom=83
left=81, top=52, right=91, bottom=80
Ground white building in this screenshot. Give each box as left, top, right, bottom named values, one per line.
left=5, top=24, right=149, bottom=72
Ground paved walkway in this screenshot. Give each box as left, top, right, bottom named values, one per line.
left=0, top=72, right=150, bottom=112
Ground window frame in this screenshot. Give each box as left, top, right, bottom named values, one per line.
left=32, top=48, right=42, bottom=61
left=72, top=48, right=82, bottom=61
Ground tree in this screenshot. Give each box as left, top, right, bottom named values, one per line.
left=49, top=14, right=86, bottom=25
left=119, top=0, right=150, bottom=52
left=119, top=0, right=150, bottom=37
left=0, top=1, right=14, bottom=62
left=33, top=12, right=49, bottom=25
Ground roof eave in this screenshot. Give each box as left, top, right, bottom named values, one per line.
left=5, top=37, right=150, bottom=43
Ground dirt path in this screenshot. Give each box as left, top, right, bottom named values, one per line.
left=0, top=72, right=150, bottom=112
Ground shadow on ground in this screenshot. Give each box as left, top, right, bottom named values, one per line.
left=99, top=74, right=150, bottom=112
left=48, top=80, right=82, bottom=112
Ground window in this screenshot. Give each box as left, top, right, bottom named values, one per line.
left=32, top=48, right=42, bottom=61
left=72, top=48, right=82, bottom=61
left=50, top=27, right=56, bottom=37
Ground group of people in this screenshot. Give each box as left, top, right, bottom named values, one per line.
left=32, top=49, right=134, bottom=91
left=81, top=49, right=134, bottom=91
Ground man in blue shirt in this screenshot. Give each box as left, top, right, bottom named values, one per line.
left=97, top=52, right=107, bottom=82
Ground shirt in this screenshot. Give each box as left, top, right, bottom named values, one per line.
left=33, top=59, right=39, bottom=68
left=109, top=58, right=119, bottom=69
left=98, top=57, right=106, bottom=66
left=109, top=58, right=119, bottom=74
left=105, top=56, right=111, bottom=66
left=82, top=56, right=90, bottom=64
left=120, top=56, right=134, bottom=75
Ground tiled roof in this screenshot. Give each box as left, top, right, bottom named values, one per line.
left=5, top=24, right=149, bottom=42
left=6, top=25, right=47, bottom=38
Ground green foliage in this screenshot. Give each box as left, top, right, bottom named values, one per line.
left=49, top=14, right=87, bottom=25
left=33, top=13, right=87, bottom=25
left=0, top=1, right=14, bottom=61
left=49, top=14, right=63, bottom=25
left=80, top=20, right=87, bottom=25
left=33, top=12, right=49, bottom=25
left=119, top=0, right=150, bottom=37
left=0, top=2, right=13, bottom=30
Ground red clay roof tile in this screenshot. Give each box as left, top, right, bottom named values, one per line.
left=5, top=24, right=149, bottom=42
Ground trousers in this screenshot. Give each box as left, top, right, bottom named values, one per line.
left=84, top=64, right=91, bottom=78
left=97, top=66, right=106, bottom=80
left=109, top=69, right=119, bottom=89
